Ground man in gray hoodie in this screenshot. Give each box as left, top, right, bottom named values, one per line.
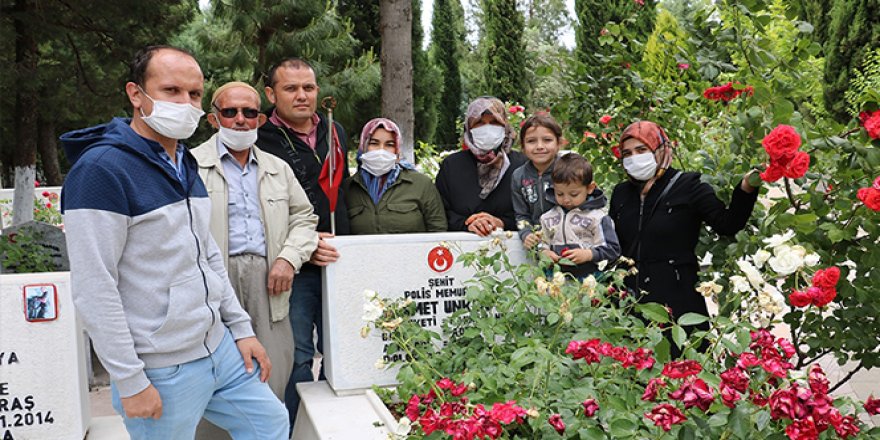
left=61, top=46, right=288, bottom=439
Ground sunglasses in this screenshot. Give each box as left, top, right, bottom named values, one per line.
left=213, top=105, right=260, bottom=119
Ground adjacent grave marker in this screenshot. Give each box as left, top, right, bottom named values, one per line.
left=0, top=221, right=68, bottom=274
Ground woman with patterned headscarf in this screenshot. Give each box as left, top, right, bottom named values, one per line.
left=609, top=120, right=760, bottom=346
left=343, top=117, right=447, bottom=234
left=434, top=97, right=527, bottom=236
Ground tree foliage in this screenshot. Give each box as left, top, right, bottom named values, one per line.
left=430, top=0, right=466, bottom=148
left=481, top=0, right=527, bottom=104
left=822, top=0, right=880, bottom=122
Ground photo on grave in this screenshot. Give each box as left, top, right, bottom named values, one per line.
left=23, top=284, right=58, bottom=322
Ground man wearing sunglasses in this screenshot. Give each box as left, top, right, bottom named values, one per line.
left=191, top=80, right=319, bottom=439
left=61, top=47, right=289, bottom=439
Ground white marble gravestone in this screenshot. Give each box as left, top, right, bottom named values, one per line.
left=322, top=232, right=527, bottom=394
left=0, top=272, right=89, bottom=440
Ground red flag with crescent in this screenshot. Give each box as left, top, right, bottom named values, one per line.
left=318, top=125, right=345, bottom=211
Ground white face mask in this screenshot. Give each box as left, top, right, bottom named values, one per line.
left=469, top=124, right=506, bottom=152
left=139, top=88, right=204, bottom=140
left=218, top=126, right=258, bottom=152
left=360, top=149, right=398, bottom=176
left=623, top=152, right=658, bottom=181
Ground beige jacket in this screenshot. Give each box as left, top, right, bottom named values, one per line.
left=192, top=134, right=319, bottom=322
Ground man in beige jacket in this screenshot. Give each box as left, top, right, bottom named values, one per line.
left=191, top=81, right=318, bottom=439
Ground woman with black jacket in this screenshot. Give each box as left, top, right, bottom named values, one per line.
left=609, top=121, right=760, bottom=338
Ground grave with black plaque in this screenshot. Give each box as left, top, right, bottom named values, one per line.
left=0, top=221, right=68, bottom=274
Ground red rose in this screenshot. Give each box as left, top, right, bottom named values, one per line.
left=644, top=404, right=687, bottom=431
left=873, top=176, right=880, bottom=189
left=808, top=365, right=829, bottom=395
left=677, top=63, right=690, bottom=70
left=763, top=125, right=802, bottom=165
left=864, top=395, right=880, bottom=415
left=761, top=163, right=785, bottom=182
left=777, top=338, right=797, bottom=358
left=858, top=187, right=880, bottom=211
left=406, top=394, right=422, bottom=420
left=769, top=386, right=809, bottom=420
left=864, top=112, right=880, bottom=139
left=611, top=145, right=621, bottom=159
left=599, top=115, right=612, bottom=125
left=437, top=378, right=455, bottom=390
left=669, top=377, right=715, bottom=411
left=489, top=401, right=527, bottom=424
left=789, top=289, right=812, bottom=307
left=782, top=151, right=810, bottom=179
left=750, top=391, right=769, bottom=407
left=720, top=383, right=741, bottom=408
left=720, top=367, right=750, bottom=393
left=831, top=414, right=860, bottom=439
left=548, top=413, right=565, bottom=434
left=642, top=378, right=666, bottom=401
left=811, top=267, right=840, bottom=289
left=582, top=399, right=599, bottom=417
left=737, top=352, right=761, bottom=369
left=450, top=382, right=468, bottom=396
left=811, top=287, right=836, bottom=307
left=661, top=360, right=702, bottom=379
left=583, top=130, right=597, bottom=139
left=785, top=419, right=819, bottom=440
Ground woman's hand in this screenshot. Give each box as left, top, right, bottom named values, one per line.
left=561, top=248, right=593, bottom=264
left=541, top=249, right=561, bottom=262
left=740, top=170, right=761, bottom=194
left=523, top=233, right=540, bottom=248
left=465, top=212, right=504, bottom=236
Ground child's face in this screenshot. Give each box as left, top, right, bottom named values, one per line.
left=554, top=181, right=595, bottom=210
left=522, top=126, right=560, bottom=169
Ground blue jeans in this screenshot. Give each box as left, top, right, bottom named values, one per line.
left=284, top=267, right=324, bottom=429
left=111, top=331, right=289, bottom=440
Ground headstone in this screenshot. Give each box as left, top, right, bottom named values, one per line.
left=322, top=232, right=528, bottom=394
left=0, top=221, right=68, bottom=274
left=0, top=272, right=90, bottom=440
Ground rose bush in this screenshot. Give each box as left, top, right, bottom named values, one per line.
left=365, top=242, right=880, bottom=439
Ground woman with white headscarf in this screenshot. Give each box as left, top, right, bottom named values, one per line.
left=343, top=117, right=447, bottom=234
left=434, top=96, right=527, bottom=236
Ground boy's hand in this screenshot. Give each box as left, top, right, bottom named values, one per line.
left=562, top=248, right=593, bottom=264
left=541, top=249, right=561, bottom=262
left=523, top=233, right=540, bottom=248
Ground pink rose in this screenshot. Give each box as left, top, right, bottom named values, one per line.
left=785, top=419, right=819, bottom=440
left=548, top=413, right=565, bottom=434
left=661, top=360, right=702, bottom=379
left=864, top=395, right=880, bottom=415
left=642, top=377, right=666, bottom=401
left=644, top=404, right=687, bottom=431
left=599, top=115, right=612, bottom=125
left=669, top=378, right=715, bottom=411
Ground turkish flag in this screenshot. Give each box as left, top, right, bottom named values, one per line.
left=318, top=125, right=345, bottom=212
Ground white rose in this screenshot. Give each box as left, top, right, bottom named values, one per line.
left=767, top=245, right=804, bottom=276
left=552, top=271, right=566, bottom=287
left=363, top=289, right=378, bottom=301
left=596, top=260, right=608, bottom=271
left=736, top=259, right=765, bottom=289
left=697, top=281, right=723, bottom=297
left=362, top=300, right=383, bottom=322
left=699, top=251, right=714, bottom=267
left=729, top=275, right=751, bottom=293
left=804, top=253, right=820, bottom=267
left=396, top=417, right=412, bottom=435
left=762, top=230, right=796, bottom=248
left=753, top=249, right=772, bottom=268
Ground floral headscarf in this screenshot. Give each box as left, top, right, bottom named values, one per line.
left=462, top=97, right=515, bottom=199
left=356, top=117, right=413, bottom=204
left=619, top=120, right=674, bottom=196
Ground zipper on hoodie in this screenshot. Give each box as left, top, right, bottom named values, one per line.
left=186, top=192, right=217, bottom=365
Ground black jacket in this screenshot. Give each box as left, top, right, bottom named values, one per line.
left=609, top=169, right=758, bottom=318
left=435, top=150, right=527, bottom=232
left=257, top=111, right=351, bottom=238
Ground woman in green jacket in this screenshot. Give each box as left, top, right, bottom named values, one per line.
left=343, top=118, right=447, bottom=234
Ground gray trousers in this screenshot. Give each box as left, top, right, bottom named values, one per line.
left=196, top=254, right=295, bottom=440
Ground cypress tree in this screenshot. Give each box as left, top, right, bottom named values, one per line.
left=642, top=8, right=693, bottom=82
left=412, top=0, right=441, bottom=143
left=790, top=0, right=831, bottom=44
left=431, top=0, right=465, bottom=148
left=574, top=0, right=657, bottom=67
left=823, top=0, right=880, bottom=122
left=482, top=0, right=527, bottom=104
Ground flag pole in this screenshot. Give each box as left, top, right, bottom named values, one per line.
left=321, top=96, right=338, bottom=235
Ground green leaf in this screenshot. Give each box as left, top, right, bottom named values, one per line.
left=678, top=313, right=709, bottom=327
left=637, top=303, right=670, bottom=323
left=672, top=325, right=687, bottom=349
left=609, top=418, right=638, bottom=438
left=729, top=405, right=752, bottom=438
left=678, top=424, right=697, bottom=440
left=579, top=427, right=607, bottom=440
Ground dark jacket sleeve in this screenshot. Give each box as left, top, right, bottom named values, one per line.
left=435, top=159, right=468, bottom=231
left=693, top=179, right=758, bottom=236
left=591, top=215, right=621, bottom=263
left=336, top=122, right=351, bottom=180
left=510, top=167, right=534, bottom=240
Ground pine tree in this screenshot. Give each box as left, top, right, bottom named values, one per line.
left=412, top=0, right=441, bottom=143
left=482, top=0, right=527, bottom=104
left=823, top=0, right=880, bottom=122
left=431, top=0, right=465, bottom=148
